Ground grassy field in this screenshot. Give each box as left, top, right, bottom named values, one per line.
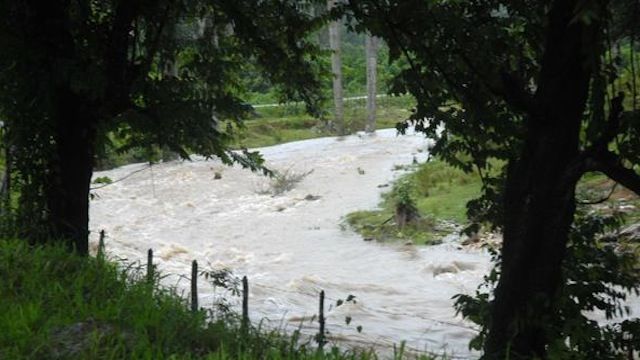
left=344, top=161, right=482, bottom=245
left=235, top=96, right=414, bottom=149
left=93, top=95, right=415, bottom=170
left=0, top=239, right=438, bottom=360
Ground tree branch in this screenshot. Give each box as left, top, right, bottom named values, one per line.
left=458, top=52, right=536, bottom=114
left=592, top=92, right=625, bottom=149
left=367, top=1, right=431, bottom=100
left=136, top=3, right=173, bottom=82
left=589, top=150, right=640, bottom=196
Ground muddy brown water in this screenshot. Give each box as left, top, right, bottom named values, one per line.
left=89, top=129, right=638, bottom=359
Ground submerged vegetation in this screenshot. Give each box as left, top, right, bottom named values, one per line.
left=256, top=167, right=315, bottom=196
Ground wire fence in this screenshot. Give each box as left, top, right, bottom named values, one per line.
left=95, top=230, right=479, bottom=360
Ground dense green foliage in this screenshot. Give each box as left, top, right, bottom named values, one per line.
left=0, top=0, right=327, bottom=251
left=0, top=239, right=439, bottom=359
left=455, top=210, right=640, bottom=359
left=244, top=28, right=401, bottom=105
left=342, top=0, right=640, bottom=357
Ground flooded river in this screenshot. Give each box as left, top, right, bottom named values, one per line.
left=89, top=129, right=496, bottom=358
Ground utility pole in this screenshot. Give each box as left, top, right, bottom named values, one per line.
left=365, top=35, right=378, bottom=134
left=327, top=0, right=344, bottom=135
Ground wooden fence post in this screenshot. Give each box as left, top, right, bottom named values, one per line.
left=146, top=249, right=153, bottom=283
left=191, top=260, right=198, bottom=313
left=318, top=290, right=325, bottom=350
left=242, top=276, right=249, bottom=335
left=97, top=230, right=105, bottom=259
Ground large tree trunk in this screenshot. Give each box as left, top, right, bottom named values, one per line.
left=29, top=1, right=97, bottom=255
left=365, top=35, right=378, bottom=134
left=483, top=0, right=597, bottom=358
left=47, top=91, right=96, bottom=255
left=327, top=0, right=344, bottom=135
left=19, top=1, right=95, bottom=254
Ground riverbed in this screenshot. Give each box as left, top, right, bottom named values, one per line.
left=89, top=129, right=494, bottom=358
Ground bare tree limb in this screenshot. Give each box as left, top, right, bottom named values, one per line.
left=589, top=150, right=640, bottom=196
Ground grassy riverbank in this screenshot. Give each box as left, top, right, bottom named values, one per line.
left=0, top=239, right=439, bottom=359
left=344, top=161, right=482, bottom=245
left=344, top=160, right=640, bottom=246
left=95, top=95, right=415, bottom=170
left=236, top=96, right=414, bottom=149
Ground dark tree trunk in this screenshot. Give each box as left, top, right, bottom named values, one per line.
left=47, top=91, right=96, bottom=255
left=483, top=0, right=597, bottom=358
left=23, top=1, right=98, bottom=255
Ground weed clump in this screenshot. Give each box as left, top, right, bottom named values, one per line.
left=93, top=176, right=112, bottom=185
left=257, top=167, right=314, bottom=196
left=392, top=179, right=420, bottom=228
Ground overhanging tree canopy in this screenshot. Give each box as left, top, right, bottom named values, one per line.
left=0, top=0, right=326, bottom=254
left=342, top=0, right=640, bottom=358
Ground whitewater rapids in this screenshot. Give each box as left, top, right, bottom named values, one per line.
left=89, top=129, right=494, bottom=358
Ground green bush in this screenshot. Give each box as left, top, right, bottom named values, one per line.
left=454, top=210, right=640, bottom=358
left=0, top=239, right=212, bottom=359
left=93, top=176, right=112, bottom=185
left=391, top=179, right=420, bottom=227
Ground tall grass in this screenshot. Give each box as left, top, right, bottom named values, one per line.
left=345, top=156, right=640, bottom=246
left=344, top=160, right=482, bottom=245
left=235, top=95, right=415, bottom=149
left=0, top=239, right=437, bottom=359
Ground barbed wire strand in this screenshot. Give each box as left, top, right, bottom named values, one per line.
left=90, top=164, right=152, bottom=190
left=93, top=238, right=478, bottom=359
left=251, top=282, right=478, bottom=333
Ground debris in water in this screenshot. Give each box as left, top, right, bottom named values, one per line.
left=304, top=194, right=321, bottom=201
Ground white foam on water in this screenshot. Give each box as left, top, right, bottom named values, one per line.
left=89, top=129, right=640, bottom=359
